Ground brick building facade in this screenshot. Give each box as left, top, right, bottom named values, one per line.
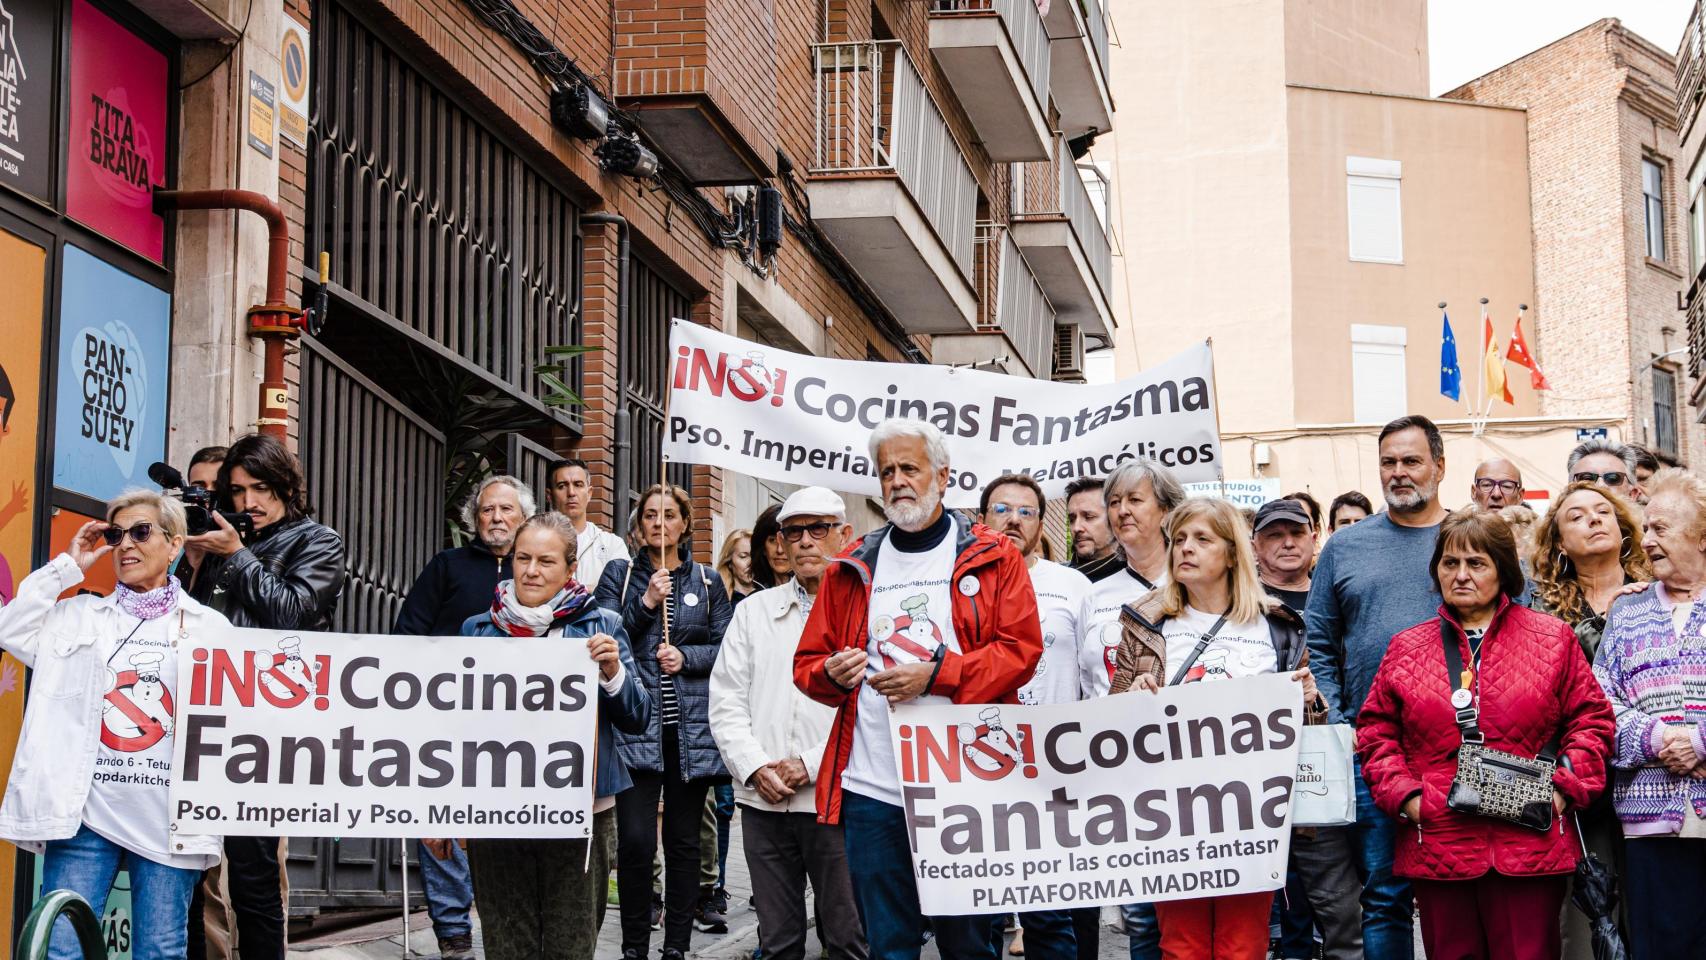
left=1448, top=20, right=1699, bottom=468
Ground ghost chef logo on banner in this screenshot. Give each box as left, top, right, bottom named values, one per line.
left=898, top=707, right=1039, bottom=784
left=68, top=0, right=167, bottom=262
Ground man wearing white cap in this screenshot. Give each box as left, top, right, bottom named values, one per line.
left=710, top=487, right=867, bottom=960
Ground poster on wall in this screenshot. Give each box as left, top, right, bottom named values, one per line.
left=0, top=0, right=58, bottom=201
left=53, top=244, right=171, bottom=503
left=0, top=225, right=47, bottom=960
left=67, top=0, right=167, bottom=263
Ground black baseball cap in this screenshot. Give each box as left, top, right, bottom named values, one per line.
left=1253, top=499, right=1312, bottom=532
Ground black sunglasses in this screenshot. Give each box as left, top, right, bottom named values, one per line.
left=780, top=521, right=838, bottom=543
left=101, top=522, right=157, bottom=547
left=1572, top=471, right=1629, bottom=487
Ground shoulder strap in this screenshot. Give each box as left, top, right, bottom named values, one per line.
left=1167, top=614, right=1229, bottom=686
left=1442, top=618, right=1562, bottom=759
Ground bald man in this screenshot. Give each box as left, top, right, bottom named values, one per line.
left=1470, top=458, right=1524, bottom=510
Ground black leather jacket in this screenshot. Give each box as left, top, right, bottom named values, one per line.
left=189, top=515, right=346, bottom=631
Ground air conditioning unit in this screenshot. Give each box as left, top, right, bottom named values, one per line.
left=1054, top=324, right=1085, bottom=382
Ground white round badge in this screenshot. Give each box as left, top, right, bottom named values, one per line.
left=958, top=576, right=980, bottom=597
left=683, top=593, right=700, bottom=608
left=1450, top=688, right=1473, bottom=709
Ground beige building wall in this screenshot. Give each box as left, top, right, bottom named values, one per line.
left=1284, top=85, right=1539, bottom=428
left=1283, top=0, right=1429, bottom=96
left=1447, top=21, right=1699, bottom=468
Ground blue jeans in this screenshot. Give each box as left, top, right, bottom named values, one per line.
left=415, top=839, right=473, bottom=940
left=1272, top=862, right=1316, bottom=958
left=714, top=784, right=735, bottom=889
left=1120, top=903, right=1159, bottom=960
left=41, top=825, right=200, bottom=960
left=1352, top=760, right=1413, bottom=960
left=841, top=791, right=1003, bottom=960
left=1018, top=910, right=1076, bottom=960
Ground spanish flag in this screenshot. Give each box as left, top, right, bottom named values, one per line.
left=1483, top=305, right=1514, bottom=405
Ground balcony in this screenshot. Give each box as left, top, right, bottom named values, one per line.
left=1045, top=0, right=1112, bottom=139
left=934, top=224, right=1056, bottom=377
left=927, top=0, right=1052, bottom=161
left=614, top=0, right=777, bottom=184
left=1011, top=142, right=1114, bottom=338
left=1680, top=2, right=1704, bottom=142
left=808, top=41, right=979, bottom=334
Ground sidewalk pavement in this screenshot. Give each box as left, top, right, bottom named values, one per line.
left=286, top=817, right=1134, bottom=960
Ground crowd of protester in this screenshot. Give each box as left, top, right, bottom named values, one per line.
left=1, top=415, right=1700, bottom=960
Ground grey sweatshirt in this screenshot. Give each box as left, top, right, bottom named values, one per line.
left=1304, top=511, right=1443, bottom=723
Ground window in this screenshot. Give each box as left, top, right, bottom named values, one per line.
left=1644, top=158, right=1667, bottom=262
left=1689, top=160, right=1704, bottom=277
left=1351, top=324, right=1407, bottom=423
left=1346, top=157, right=1403, bottom=264
left=1654, top=365, right=1680, bottom=458
left=1079, top=162, right=1111, bottom=229
left=1010, top=162, right=1026, bottom=217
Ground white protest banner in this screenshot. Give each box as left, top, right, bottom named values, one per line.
left=662, top=321, right=1221, bottom=507
left=889, top=674, right=1303, bottom=914
left=169, top=627, right=597, bottom=838
left=1184, top=478, right=1280, bottom=508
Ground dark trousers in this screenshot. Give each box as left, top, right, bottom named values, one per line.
left=1413, top=873, right=1567, bottom=960
left=223, top=835, right=285, bottom=960
left=616, top=726, right=713, bottom=953
left=742, top=805, right=868, bottom=960
left=1017, top=910, right=1077, bottom=960
left=1069, top=908, right=1098, bottom=960
left=1625, top=836, right=1706, bottom=960
left=1291, top=826, right=1364, bottom=960
left=466, top=808, right=616, bottom=960
left=842, top=790, right=1003, bottom=960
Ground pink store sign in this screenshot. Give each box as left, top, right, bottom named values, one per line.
left=67, top=0, right=167, bottom=263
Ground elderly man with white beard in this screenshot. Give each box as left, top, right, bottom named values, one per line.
left=1304, top=415, right=1451, bottom=960
left=794, top=418, right=1043, bottom=960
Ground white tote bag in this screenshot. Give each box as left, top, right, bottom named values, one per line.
left=1290, top=723, right=1356, bottom=827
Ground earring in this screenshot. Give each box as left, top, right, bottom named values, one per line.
left=1622, top=535, right=1634, bottom=558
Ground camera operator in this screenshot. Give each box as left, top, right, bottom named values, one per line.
left=185, top=433, right=344, bottom=960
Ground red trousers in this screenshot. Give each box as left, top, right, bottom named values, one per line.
left=1152, top=892, right=1273, bottom=960
left=1413, top=872, right=1568, bottom=960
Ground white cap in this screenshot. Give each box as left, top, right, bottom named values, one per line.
left=777, top=486, right=846, bottom=522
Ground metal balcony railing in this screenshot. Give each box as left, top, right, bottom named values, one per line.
left=1680, top=2, right=1705, bottom=141
left=1016, top=139, right=1111, bottom=298
left=929, top=0, right=1052, bottom=108
left=1082, top=0, right=1109, bottom=79
left=1688, top=273, right=1706, bottom=382
left=811, top=40, right=978, bottom=278
left=975, top=222, right=1055, bottom=378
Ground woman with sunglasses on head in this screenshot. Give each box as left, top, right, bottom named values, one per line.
left=0, top=489, right=232, bottom=960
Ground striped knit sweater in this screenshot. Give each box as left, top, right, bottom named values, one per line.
left=1593, top=583, right=1706, bottom=836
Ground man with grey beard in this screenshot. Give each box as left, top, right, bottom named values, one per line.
left=794, top=417, right=1042, bottom=960
left=1304, top=415, right=1450, bottom=960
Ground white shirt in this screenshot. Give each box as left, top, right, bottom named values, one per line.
left=575, top=521, right=630, bottom=593
left=709, top=580, right=835, bottom=814
left=1019, top=560, right=1093, bottom=705
left=85, top=615, right=216, bottom=870
left=1080, top=565, right=1167, bottom=698
left=841, top=533, right=962, bottom=806
left=1160, top=605, right=1277, bottom=685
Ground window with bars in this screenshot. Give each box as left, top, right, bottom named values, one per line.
left=1645, top=158, right=1668, bottom=262
left=1654, top=365, right=1680, bottom=458
left=625, top=256, right=694, bottom=524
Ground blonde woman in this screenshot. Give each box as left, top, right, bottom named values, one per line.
left=715, top=529, right=756, bottom=604
left=1111, top=497, right=1325, bottom=959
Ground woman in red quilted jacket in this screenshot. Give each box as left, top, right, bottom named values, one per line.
left=1357, top=509, right=1614, bottom=960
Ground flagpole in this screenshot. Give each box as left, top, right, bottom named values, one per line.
left=1479, top=297, right=1493, bottom=420
left=1475, top=298, right=1485, bottom=419
left=1205, top=337, right=1227, bottom=497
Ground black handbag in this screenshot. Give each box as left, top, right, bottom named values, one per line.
left=1441, top=622, right=1560, bottom=832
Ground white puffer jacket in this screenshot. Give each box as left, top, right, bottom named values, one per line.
left=0, top=554, right=226, bottom=858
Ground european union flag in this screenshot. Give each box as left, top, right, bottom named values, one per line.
left=1440, top=311, right=1462, bottom=401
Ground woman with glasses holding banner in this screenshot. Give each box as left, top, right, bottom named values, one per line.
left=1357, top=509, right=1613, bottom=960
left=597, top=484, right=734, bottom=960
left=1110, top=497, right=1325, bottom=960
left=0, top=489, right=231, bottom=960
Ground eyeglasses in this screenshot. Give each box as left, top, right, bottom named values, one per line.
left=987, top=504, right=1040, bottom=521
left=780, top=521, right=838, bottom=543
left=100, top=522, right=156, bottom=547
left=1572, top=471, right=1629, bottom=487
left=1473, top=479, right=1520, bottom=494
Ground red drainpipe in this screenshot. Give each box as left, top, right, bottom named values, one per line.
left=152, top=189, right=304, bottom=438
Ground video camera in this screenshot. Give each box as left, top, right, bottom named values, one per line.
left=148, top=462, right=256, bottom=541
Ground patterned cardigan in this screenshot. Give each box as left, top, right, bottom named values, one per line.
left=1593, top=582, right=1706, bottom=836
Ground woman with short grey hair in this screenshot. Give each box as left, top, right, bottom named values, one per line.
left=0, top=488, right=232, bottom=960
left=1082, top=457, right=1186, bottom=697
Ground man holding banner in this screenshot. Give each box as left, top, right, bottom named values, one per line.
left=794, top=418, right=1043, bottom=960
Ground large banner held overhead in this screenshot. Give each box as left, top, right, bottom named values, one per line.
left=891, top=675, right=1303, bottom=914
left=662, top=322, right=1222, bottom=507
left=170, top=628, right=598, bottom=838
